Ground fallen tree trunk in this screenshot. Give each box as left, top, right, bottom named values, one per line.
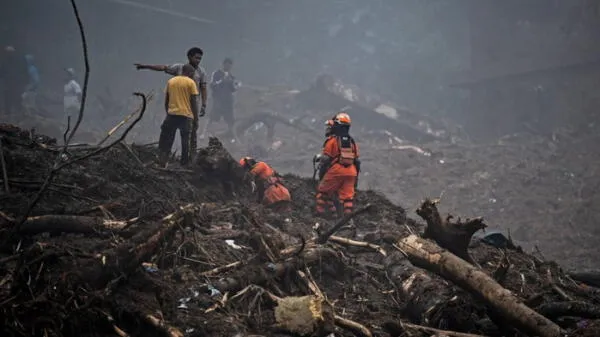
left=86, top=204, right=198, bottom=288
left=17, top=215, right=128, bottom=235
left=397, top=234, right=563, bottom=337
left=384, top=251, right=480, bottom=331
left=536, top=301, right=600, bottom=320
left=568, top=270, right=600, bottom=289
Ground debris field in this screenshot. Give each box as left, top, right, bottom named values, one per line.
left=1, top=123, right=600, bottom=337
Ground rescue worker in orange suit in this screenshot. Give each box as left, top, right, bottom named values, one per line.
left=315, top=112, right=360, bottom=217
left=239, top=157, right=292, bottom=211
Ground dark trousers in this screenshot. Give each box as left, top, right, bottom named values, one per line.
left=158, top=114, right=192, bottom=165
left=209, top=101, right=234, bottom=130
left=190, top=117, right=198, bottom=153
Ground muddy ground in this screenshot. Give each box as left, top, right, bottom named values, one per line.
left=3, top=81, right=600, bottom=273
left=227, top=84, right=600, bottom=271
left=1, top=115, right=600, bottom=337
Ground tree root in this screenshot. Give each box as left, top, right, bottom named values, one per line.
left=416, top=198, right=486, bottom=264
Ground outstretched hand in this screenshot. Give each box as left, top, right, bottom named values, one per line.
left=134, top=63, right=144, bottom=70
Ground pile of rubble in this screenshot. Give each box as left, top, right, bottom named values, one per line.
left=1, top=123, right=600, bottom=337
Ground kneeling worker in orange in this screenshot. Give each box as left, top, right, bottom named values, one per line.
left=315, top=112, right=360, bottom=217
left=239, top=157, right=292, bottom=210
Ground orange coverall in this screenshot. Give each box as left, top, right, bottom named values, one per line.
left=249, top=161, right=292, bottom=208
left=316, top=136, right=359, bottom=216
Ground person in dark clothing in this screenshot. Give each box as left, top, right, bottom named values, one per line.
left=135, top=47, right=207, bottom=158
left=0, top=46, right=28, bottom=115
left=158, top=64, right=201, bottom=167
left=201, top=58, right=240, bottom=139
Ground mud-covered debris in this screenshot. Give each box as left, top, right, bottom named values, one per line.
left=0, top=124, right=599, bottom=337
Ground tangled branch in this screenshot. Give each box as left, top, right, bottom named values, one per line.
left=14, top=93, right=147, bottom=232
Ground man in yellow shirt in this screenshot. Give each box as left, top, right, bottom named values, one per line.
left=158, top=64, right=203, bottom=166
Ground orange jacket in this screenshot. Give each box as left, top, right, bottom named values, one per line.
left=249, top=161, right=290, bottom=204
left=249, top=161, right=282, bottom=186
left=322, top=135, right=359, bottom=176
left=249, top=161, right=274, bottom=180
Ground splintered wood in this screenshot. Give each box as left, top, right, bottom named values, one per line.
left=396, top=234, right=563, bottom=337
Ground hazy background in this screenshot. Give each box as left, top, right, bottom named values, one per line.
left=3, top=0, right=600, bottom=268
left=2, top=0, right=600, bottom=139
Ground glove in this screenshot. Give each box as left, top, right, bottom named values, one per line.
left=199, top=105, right=206, bottom=117
left=318, top=155, right=330, bottom=180
left=313, top=154, right=322, bottom=164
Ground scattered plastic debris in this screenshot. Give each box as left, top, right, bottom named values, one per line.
left=207, top=285, right=222, bottom=297
left=142, top=262, right=158, bottom=273
left=225, top=240, right=242, bottom=249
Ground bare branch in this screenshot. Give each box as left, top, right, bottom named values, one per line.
left=13, top=93, right=147, bottom=234
left=65, top=0, right=89, bottom=145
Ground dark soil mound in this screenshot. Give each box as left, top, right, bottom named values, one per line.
left=1, top=124, right=599, bottom=337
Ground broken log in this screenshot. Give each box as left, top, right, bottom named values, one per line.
left=273, top=295, right=335, bottom=336
left=329, top=235, right=386, bottom=256
left=416, top=199, right=486, bottom=264
left=82, top=204, right=198, bottom=288
left=569, top=270, right=600, bottom=289
left=264, top=289, right=371, bottom=337
left=17, top=215, right=128, bottom=235
left=396, top=234, right=563, bottom=337
left=384, top=251, right=478, bottom=331
left=383, top=321, right=487, bottom=337
left=536, top=301, right=600, bottom=320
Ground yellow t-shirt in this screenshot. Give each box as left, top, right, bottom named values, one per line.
left=166, top=76, right=199, bottom=119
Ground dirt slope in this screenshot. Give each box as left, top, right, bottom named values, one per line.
left=221, top=84, right=600, bottom=270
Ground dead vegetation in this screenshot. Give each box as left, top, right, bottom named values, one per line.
left=1, top=123, right=600, bottom=337
left=2, top=2, right=600, bottom=336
